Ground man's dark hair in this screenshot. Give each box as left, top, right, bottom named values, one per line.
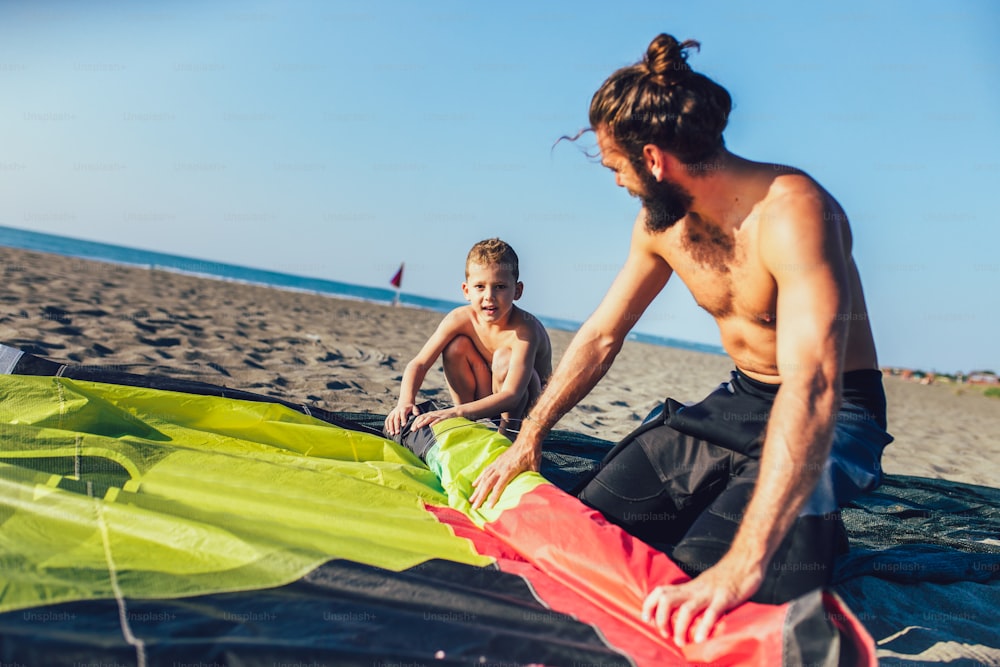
left=589, top=34, right=732, bottom=167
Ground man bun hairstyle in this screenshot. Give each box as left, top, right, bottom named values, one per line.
left=589, top=33, right=732, bottom=167
left=467, top=237, right=519, bottom=281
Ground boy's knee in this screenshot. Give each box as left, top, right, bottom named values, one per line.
left=442, top=335, right=475, bottom=362
left=442, top=336, right=491, bottom=397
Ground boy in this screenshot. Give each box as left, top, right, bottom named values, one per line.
left=384, top=238, right=552, bottom=437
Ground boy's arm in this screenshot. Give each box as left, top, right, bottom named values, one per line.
left=385, top=308, right=468, bottom=435
left=488, top=324, right=547, bottom=414
left=412, top=331, right=541, bottom=427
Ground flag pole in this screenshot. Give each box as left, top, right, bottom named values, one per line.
left=390, top=262, right=404, bottom=306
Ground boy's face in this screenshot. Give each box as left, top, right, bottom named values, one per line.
left=462, top=262, right=523, bottom=322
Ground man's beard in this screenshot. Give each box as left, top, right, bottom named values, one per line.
left=635, top=168, right=693, bottom=233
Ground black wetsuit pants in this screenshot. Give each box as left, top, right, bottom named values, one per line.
left=576, top=369, right=892, bottom=605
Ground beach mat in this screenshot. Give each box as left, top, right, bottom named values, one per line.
left=2, top=344, right=998, bottom=665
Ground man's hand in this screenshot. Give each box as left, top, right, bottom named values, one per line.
left=469, top=437, right=541, bottom=509
left=641, top=555, right=764, bottom=646
left=384, top=403, right=420, bottom=436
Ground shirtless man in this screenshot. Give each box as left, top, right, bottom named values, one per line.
left=385, top=238, right=552, bottom=437
left=469, top=35, right=892, bottom=645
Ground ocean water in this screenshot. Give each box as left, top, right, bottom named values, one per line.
left=0, top=225, right=724, bottom=356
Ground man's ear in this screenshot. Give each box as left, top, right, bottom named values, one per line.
left=514, top=281, right=524, bottom=300
left=642, top=144, right=669, bottom=181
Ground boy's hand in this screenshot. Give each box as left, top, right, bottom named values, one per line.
left=384, top=403, right=420, bottom=436
left=410, top=407, right=459, bottom=431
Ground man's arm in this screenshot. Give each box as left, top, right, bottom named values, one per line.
left=643, top=186, right=851, bottom=644
left=470, top=215, right=673, bottom=509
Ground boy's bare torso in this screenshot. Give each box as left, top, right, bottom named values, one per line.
left=646, top=167, right=878, bottom=382
left=455, top=305, right=552, bottom=383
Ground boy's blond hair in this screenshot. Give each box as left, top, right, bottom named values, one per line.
left=466, top=238, right=520, bottom=281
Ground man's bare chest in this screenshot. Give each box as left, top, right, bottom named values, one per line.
left=660, top=229, right=776, bottom=322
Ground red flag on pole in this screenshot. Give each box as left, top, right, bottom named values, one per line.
left=390, top=263, right=404, bottom=288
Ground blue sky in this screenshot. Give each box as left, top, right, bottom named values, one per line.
left=1, top=0, right=997, bottom=374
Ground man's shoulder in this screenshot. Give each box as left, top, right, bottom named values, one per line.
left=755, top=168, right=851, bottom=271
left=765, top=166, right=824, bottom=203
left=759, top=168, right=842, bottom=231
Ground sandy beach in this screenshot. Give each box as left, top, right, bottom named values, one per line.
left=2, top=244, right=999, bottom=489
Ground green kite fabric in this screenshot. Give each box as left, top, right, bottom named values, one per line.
left=0, top=375, right=490, bottom=614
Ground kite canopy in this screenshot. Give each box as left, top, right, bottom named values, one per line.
left=3, top=344, right=997, bottom=666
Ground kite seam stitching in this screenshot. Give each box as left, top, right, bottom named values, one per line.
left=90, top=481, right=148, bottom=667
left=55, top=380, right=66, bottom=431
left=74, top=435, right=81, bottom=479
